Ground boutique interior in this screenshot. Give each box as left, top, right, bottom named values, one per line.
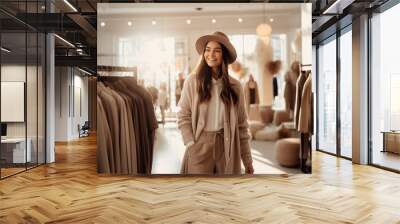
left=0, top=0, right=399, bottom=222
left=97, top=3, right=312, bottom=174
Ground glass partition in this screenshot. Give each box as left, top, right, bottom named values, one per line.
left=1, top=30, right=28, bottom=177
left=339, top=28, right=352, bottom=158
left=370, top=3, right=400, bottom=171
left=0, top=2, right=46, bottom=179
left=317, top=36, right=337, bottom=155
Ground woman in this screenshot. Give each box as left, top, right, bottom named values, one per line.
left=244, top=74, right=260, bottom=114
left=177, top=31, right=254, bottom=175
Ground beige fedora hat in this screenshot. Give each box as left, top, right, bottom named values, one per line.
left=195, top=31, right=237, bottom=64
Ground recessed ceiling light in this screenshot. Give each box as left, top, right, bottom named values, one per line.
left=128, top=21, right=132, bottom=26
left=54, top=34, right=75, bottom=48
left=152, top=20, right=156, bottom=25
left=63, top=0, right=78, bottom=12
left=212, top=19, right=216, bottom=23
left=41, top=5, right=46, bottom=10
left=186, top=19, right=191, bottom=24
left=270, top=18, right=274, bottom=22
left=1, top=47, right=11, bottom=53
left=78, top=67, right=93, bottom=76
left=100, top=22, right=105, bottom=27
left=238, top=18, right=243, bottom=23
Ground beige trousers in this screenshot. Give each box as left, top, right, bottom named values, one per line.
left=181, top=130, right=226, bottom=175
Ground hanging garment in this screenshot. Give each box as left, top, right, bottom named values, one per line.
left=244, top=81, right=260, bottom=114
left=283, top=70, right=299, bottom=113
left=97, top=96, right=112, bottom=173
left=105, top=77, right=158, bottom=174
left=97, top=77, right=159, bottom=175
left=298, top=74, right=313, bottom=134
left=107, top=87, right=130, bottom=174
left=300, top=133, right=312, bottom=173
left=98, top=83, right=121, bottom=173
left=119, top=93, right=138, bottom=174
left=272, top=76, right=278, bottom=97
left=108, top=80, right=150, bottom=174
left=298, top=74, right=313, bottom=168
left=249, top=88, right=256, bottom=104
left=294, top=71, right=309, bottom=129
left=115, top=78, right=158, bottom=174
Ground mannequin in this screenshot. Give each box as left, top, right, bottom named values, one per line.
left=244, top=74, right=260, bottom=114
left=267, top=60, right=282, bottom=99
left=254, top=37, right=273, bottom=105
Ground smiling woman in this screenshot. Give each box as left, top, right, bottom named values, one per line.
left=177, top=31, right=254, bottom=175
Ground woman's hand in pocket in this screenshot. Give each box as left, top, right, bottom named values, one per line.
left=245, top=163, right=254, bottom=174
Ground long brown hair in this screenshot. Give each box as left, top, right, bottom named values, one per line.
left=195, top=43, right=238, bottom=106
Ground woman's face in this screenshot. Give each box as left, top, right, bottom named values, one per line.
left=204, top=41, right=223, bottom=69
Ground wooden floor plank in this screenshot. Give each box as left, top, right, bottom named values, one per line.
left=0, top=135, right=399, bottom=223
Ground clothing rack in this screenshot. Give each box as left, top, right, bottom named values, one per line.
left=294, top=67, right=312, bottom=174
left=97, top=76, right=158, bottom=175
left=301, top=69, right=312, bottom=173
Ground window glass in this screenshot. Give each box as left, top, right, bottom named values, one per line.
left=339, top=29, right=352, bottom=158
left=317, top=37, right=337, bottom=154
left=371, top=3, right=400, bottom=171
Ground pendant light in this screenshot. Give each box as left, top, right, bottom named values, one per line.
left=256, top=3, right=272, bottom=44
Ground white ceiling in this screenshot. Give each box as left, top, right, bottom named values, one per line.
left=98, top=3, right=302, bottom=18
left=97, top=3, right=303, bottom=33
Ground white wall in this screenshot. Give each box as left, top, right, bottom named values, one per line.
left=55, top=67, right=89, bottom=141
left=1, top=64, right=46, bottom=164
left=97, top=3, right=306, bottom=106
left=1, top=65, right=33, bottom=138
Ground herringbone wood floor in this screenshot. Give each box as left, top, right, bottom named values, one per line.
left=0, top=135, right=399, bottom=223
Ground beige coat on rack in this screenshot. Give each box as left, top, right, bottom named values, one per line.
left=244, top=81, right=260, bottom=114
left=294, top=71, right=309, bottom=129
left=177, top=74, right=253, bottom=174
left=298, top=75, right=313, bottom=134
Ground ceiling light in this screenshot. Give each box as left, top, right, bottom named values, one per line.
left=238, top=18, right=243, bottom=23
left=1, top=47, right=11, bottom=53
left=76, top=48, right=83, bottom=52
left=128, top=21, right=132, bottom=26
left=186, top=19, right=191, bottom=24
left=270, top=18, right=274, bottom=22
left=322, top=0, right=353, bottom=15
left=41, top=5, right=46, bottom=10
left=100, top=22, right=105, bottom=27
left=257, top=3, right=272, bottom=45
left=54, top=34, right=75, bottom=48
left=256, top=24, right=272, bottom=36
left=212, top=19, right=216, bottom=23
left=152, top=20, right=157, bottom=25
left=78, top=67, right=93, bottom=76
left=63, top=0, right=78, bottom=12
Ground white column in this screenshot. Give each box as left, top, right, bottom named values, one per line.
left=46, top=33, right=55, bottom=163
left=352, top=14, right=369, bottom=164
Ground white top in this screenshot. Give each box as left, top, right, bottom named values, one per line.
left=204, top=78, right=225, bottom=132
